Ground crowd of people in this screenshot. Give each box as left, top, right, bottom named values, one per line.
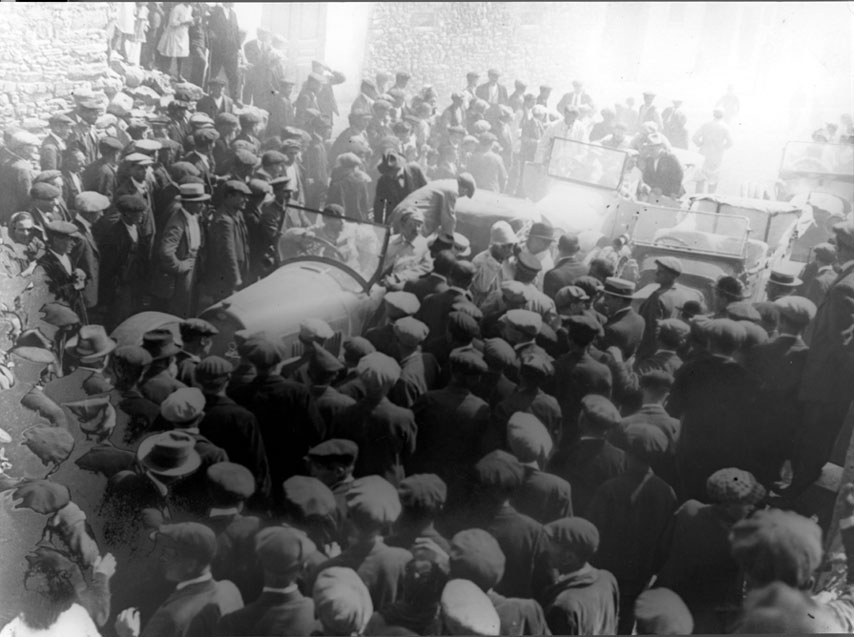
left=1, top=3, right=854, bottom=636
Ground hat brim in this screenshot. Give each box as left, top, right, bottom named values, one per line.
left=654, top=260, right=682, bottom=275
left=148, top=343, right=184, bottom=361
left=180, top=194, right=211, bottom=202
left=136, top=436, right=202, bottom=477
left=768, top=278, right=803, bottom=288
left=64, top=334, right=118, bottom=363
left=603, top=290, right=635, bottom=299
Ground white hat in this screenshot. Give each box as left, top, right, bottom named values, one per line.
left=441, top=579, right=500, bottom=636
left=489, top=221, right=517, bottom=245
left=160, top=387, right=206, bottom=423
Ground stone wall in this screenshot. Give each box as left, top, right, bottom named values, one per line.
left=0, top=3, right=113, bottom=129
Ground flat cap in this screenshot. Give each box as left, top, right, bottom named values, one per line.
left=308, top=345, right=345, bottom=376
left=516, top=251, right=542, bottom=275
left=357, top=351, right=401, bottom=388
left=261, top=149, right=287, bottom=165
left=282, top=475, right=338, bottom=520
left=343, top=336, right=375, bottom=361
left=622, top=423, right=669, bottom=465
left=134, top=139, right=163, bottom=153
left=441, top=579, right=501, bottom=636
left=655, top=256, right=683, bottom=275
left=528, top=221, right=555, bottom=241
left=215, top=112, right=240, bottom=127
left=115, top=193, right=147, bottom=213
left=207, top=462, right=255, bottom=501
left=448, top=311, right=481, bottom=340
left=753, top=301, right=780, bottom=334
left=346, top=475, right=402, bottom=525
left=657, top=318, right=690, bottom=344
left=564, top=313, right=604, bottom=345
left=156, top=522, right=217, bottom=564
left=13, top=479, right=71, bottom=514
left=268, top=175, right=292, bottom=189
left=457, top=172, right=477, bottom=195
left=30, top=182, right=62, bottom=200
left=385, top=291, right=420, bottom=316
left=813, top=242, right=836, bottom=262
left=555, top=285, right=589, bottom=312
left=519, top=352, right=554, bottom=379
left=313, top=567, right=374, bottom=636
left=233, top=149, right=259, bottom=166
left=239, top=111, right=262, bottom=126
left=243, top=336, right=284, bottom=368
left=704, top=318, right=747, bottom=350
left=603, top=277, right=636, bottom=298
left=398, top=474, right=447, bottom=512
left=501, top=280, right=530, bottom=305
left=160, top=387, right=206, bottom=423
left=482, top=337, right=516, bottom=370
left=168, top=161, right=201, bottom=182
left=98, top=136, right=124, bottom=152
left=580, top=394, right=621, bottom=431
left=507, top=412, right=553, bottom=463
left=449, top=348, right=489, bottom=376
left=634, top=588, right=694, bottom=635
left=123, top=152, right=154, bottom=166
left=394, top=317, right=430, bottom=348
left=112, top=345, right=152, bottom=368
left=74, top=191, right=111, bottom=214
left=475, top=449, right=525, bottom=490
left=545, top=517, right=600, bottom=562
left=193, top=128, right=219, bottom=144
left=44, top=220, right=79, bottom=237
left=48, top=112, right=74, bottom=125
left=40, top=302, right=80, bottom=328
left=300, top=318, right=334, bottom=342
left=774, top=295, right=817, bottom=328
left=449, top=529, right=505, bottom=591
left=726, top=300, right=762, bottom=323
left=451, top=300, right=484, bottom=321
left=223, top=179, right=252, bottom=195
left=255, top=526, right=317, bottom=573
left=706, top=468, right=766, bottom=505
left=730, top=508, right=823, bottom=588
left=179, top=318, right=219, bottom=339
left=741, top=320, right=769, bottom=348
left=195, top=355, right=234, bottom=379
left=573, top=275, right=604, bottom=298
left=502, top=309, right=542, bottom=338
left=307, top=439, right=359, bottom=462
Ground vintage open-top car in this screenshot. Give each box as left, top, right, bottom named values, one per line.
left=629, top=205, right=776, bottom=307
left=196, top=208, right=391, bottom=362
left=778, top=141, right=854, bottom=205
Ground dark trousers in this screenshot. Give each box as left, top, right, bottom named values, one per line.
left=789, top=401, right=852, bottom=493
left=209, top=52, right=240, bottom=100
left=189, top=46, right=207, bottom=87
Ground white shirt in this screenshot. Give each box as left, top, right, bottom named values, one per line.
left=49, top=249, right=72, bottom=275
left=262, top=584, right=299, bottom=595
left=535, top=119, right=587, bottom=162
left=182, top=208, right=202, bottom=250
left=209, top=506, right=240, bottom=518
left=47, top=131, right=66, bottom=151
left=175, top=571, right=213, bottom=591
left=213, top=95, right=224, bottom=110
left=123, top=222, right=138, bottom=243
left=488, top=84, right=499, bottom=104
left=69, top=171, right=82, bottom=194
left=0, top=604, right=100, bottom=637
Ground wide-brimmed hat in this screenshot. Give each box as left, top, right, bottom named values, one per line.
left=137, top=431, right=202, bottom=478
left=65, top=325, right=117, bottom=363
left=179, top=182, right=211, bottom=202
left=142, top=328, right=183, bottom=361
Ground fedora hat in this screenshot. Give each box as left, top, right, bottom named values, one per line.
left=137, top=431, right=201, bottom=478
left=179, top=182, right=211, bottom=202
left=65, top=325, right=117, bottom=363
left=142, top=328, right=183, bottom=361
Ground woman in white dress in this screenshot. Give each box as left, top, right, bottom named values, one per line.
left=156, top=2, right=193, bottom=80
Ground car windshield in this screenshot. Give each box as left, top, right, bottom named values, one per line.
left=780, top=142, right=854, bottom=178
left=547, top=138, right=628, bottom=190
left=690, top=195, right=801, bottom=247
left=277, top=207, right=390, bottom=287
left=631, top=208, right=750, bottom=258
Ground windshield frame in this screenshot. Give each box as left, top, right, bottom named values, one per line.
left=630, top=207, right=751, bottom=260
left=276, top=204, right=391, bottom=293
left=779, top=141, right=854, bottom=181
left=546, top=137, right=629, bottom=191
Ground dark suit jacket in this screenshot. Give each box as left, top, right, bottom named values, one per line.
left=475, top=82, right=509, bottom=104
left=62, top=171, right=83, bottom=213
left=547, top=437, right=627, bottom=517
left=553, top=349, right=613, bottom=442
left=155, top=207, right=204, bottom=315
left=207, top=512, right=264, bottom=605
left=640, top=152, right=684, bottom=198
left=71, top=217, right=100, bottom=308
left=68, top=120, right=99, bottom=166
left=207, top=5, right=241, bottom=59
left=81, top=158, right=117, bottom=200
left=403, top=272, right=449, bottom=302
left=601, top=307, right=645, bottom=361
left=140, top=579, right=230, bottom=637
left=416, top=287, right=470, bottom=341
left=512, top=466, right=573, bottom=525
left=217, top=589, right=316, bottom=637
left=97, top=218, right=150, bottom=310
left=543, top=256, right=588, bottom=300
left=373, top=164, right=428, bottom=224
left=34, top=249, right=85, bottom=316
left=196, top=94, right=235, bottom=120
left=799, top=262, right=854, bottom=403
left=201, top=209, right=249, bottom=302
left=182, top=150, right=215, bottom=194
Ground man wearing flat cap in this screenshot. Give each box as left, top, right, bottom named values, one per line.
left=70, top=191, right=110, bottom=313
left=41, top=112, right=74, bottom=172
left=598, top=277, right=646, bottom=361
left=635, top=318, right=689, bottom=376
left=389, top=316, right=440, bottom=408
left=98, top=194, right=152, bottom=327
left=81, top=137, right=123, bottom=201
left=638, top=132, right=684, bottom=199
left=788, top=220, right=854, bottom=497
left=196, top=77, right=235, bottom=121
left=800, top=242, right=837, bottom=307
left=200, top=180, right=251, bottom=304
left=374, top=149, right=428, bottom=225
left=476, top=68, right=509, bottom=106
left=381, top=208, right=433, bottom=289
left=636, top=256, right=701, bottom=361
left=30, top=220, right=88, bottom=319
left=388, top=174, right=476, bottom=239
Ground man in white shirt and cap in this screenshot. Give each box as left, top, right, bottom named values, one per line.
left=470, top=221, right=518, bottom=307
left=535, top=106, right=586, bottom=163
